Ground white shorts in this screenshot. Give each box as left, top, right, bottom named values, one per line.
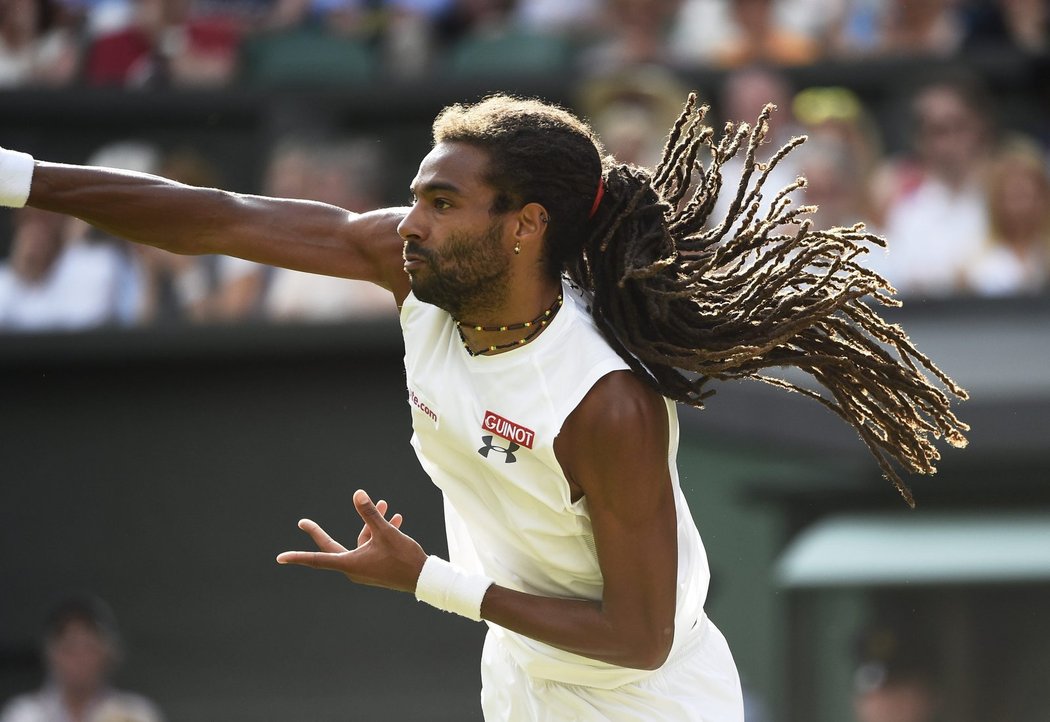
left=479, top=618, right=745, bottom=721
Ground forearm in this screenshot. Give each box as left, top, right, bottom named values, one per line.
left=28, top=161, right=348, bottom=258
left=479, top=584, right=673, bottom=671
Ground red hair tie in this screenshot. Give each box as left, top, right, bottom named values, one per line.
left=588, top=178, right=605, bottom=219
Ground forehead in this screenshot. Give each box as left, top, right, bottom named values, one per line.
left=411, top=142, right=494, bottom=196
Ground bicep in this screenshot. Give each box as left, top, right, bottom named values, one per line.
left=218, top=201, right=411, bottom=301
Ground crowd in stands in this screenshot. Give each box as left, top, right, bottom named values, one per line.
left=0, top=0, right=1048, bottom=332
left=0, top=0, right=1046, bottom=88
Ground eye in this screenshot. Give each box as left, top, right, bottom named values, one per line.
left=433, top=198, right=452, bottom=210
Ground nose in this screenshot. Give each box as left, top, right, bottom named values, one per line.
left=397, top=203, right=423, bottom=242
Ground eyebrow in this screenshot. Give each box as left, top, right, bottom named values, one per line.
left=409, top=180, right=464, bottom=196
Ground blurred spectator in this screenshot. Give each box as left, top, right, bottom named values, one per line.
left=797, top=135, right=877, bottom=231
left=875, top=75, right=993, bottom=297
left=829, top=0, right=965, bottom=58
left=198, top=138, right=306, bottom=323
left=0, top=594, right=163, bottom=722
left=130, top=147, right=224, bottom=324
left=0, top=207, right=127, bottom=331
left=851, top=622, right=940, bottom=722
left=792, top=86, right=886, bottom=267
left=578, top=65, right=690, bottom=168
left=511, top=0, right=599, bottom=35
left=239, top=0, right=378, bottom=86
left=0, top=0, right=80, bottom=87
left=670, top=0, right=832, bottom=66
left=264, top=138, right=398, bottom=322
left=792, top=85, right=883, bottom=183
left=963, top=137, right=1050, bottom=296
left=962, top=0, right=1048, bottom=53
left=579, top=0, right=683, bottom=72
left=711, top=66, right=804, bottom=231
left=437, top=0, right=574, bottom=77
left=67, top=140, right=164, bottom=324
left=84, top=0, right=241, bottom=87
left=709, top=0, right=821, bottom=67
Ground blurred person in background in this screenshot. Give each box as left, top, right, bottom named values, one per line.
left=577, top=0, right=683, bottom=72
left=962, top=137, right=1050, bottom=296
left=874, top=75, right=993, bottom=297
left=63, top=140, right=162, bottom=324
left=0, top=594, right=164, bottom=722
left=791, top=86, right=888, bottom=272
left=577, top=65, right=690, bottom=169
left=851, top=622, right=940, bottom=722
left=711, top=65, right=803, bottom=229
left=961, top=0, right=1048, bottom=54
left=264, top=138, right=398, bottom=322
left=84, top=0, right=241, bottom=87
left=797, top=136, right=878, bottom=231
left=0, top=0, right=80, bottom=86
left=131, top=147, right=227, bottom=324
left=827, top=0, right=965, bottom=58
left=709, top=0, right=820, bottom=67
left=792, top=85, right=883, bottom=186
left=0, top=206, right=126, bottom=330
left=510, top=0, right=599, bottom=36
left=669, top=0, right=832, bottom=67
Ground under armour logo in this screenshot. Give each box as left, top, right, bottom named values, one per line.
left=478, top=435, right=519, bottom=463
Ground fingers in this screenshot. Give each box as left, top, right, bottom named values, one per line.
left=358, top=498, right=390, bottom=546
left=354, top=489, right=388, bottom=534
left=280, top=491, right=407, bottom=569
left=276, top=550, right=342, bottom=569
left=277, top=519, right=348, bottom=568
left=297, top=518, right=348, bottom=554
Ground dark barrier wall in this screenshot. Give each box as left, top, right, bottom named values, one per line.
left=0, top=321, right=488, bottom=721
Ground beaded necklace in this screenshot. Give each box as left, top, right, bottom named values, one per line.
left=455, top=293, right=563, bottom=357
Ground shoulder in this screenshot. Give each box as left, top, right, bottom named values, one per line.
left=0, top=693, right=45, bottom=722
left=568, top=370, right=666, bottom=438
left=99, top=691, right=165, bottom=722
left=558, top=370, right=669, bottom=485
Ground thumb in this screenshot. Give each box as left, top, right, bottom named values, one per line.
left=353, top=489, right=387, bottom=532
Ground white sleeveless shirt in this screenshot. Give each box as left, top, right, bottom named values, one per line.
left=400, top=279, right=711, bottom=689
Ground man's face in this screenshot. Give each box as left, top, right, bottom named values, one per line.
left=46, top=620, right=113, bottom=695
left=398, top=142, right=514, bottom=318
left=915, top=87, right=985, bottom=178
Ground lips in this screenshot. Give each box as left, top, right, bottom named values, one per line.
left=403, top=252, right=426, bottom=271
left=403, top=244, right=429, bottom=271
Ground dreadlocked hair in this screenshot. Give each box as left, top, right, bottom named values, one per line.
left=430, top=93, right=968, bottom=506
left=577, top=93, right=968, bottom=507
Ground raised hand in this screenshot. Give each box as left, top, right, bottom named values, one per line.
left=277, top=489, right=427, bottom=593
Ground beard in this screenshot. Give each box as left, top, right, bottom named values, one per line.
left=405, top=220, right=511, bottom=320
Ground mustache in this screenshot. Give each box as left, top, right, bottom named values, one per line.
left=403, top=241, right=435, bottom=261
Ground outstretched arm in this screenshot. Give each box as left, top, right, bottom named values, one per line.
left=279, top=372, right=679, bottom=671
left=2, top=148, right=410, bottom=300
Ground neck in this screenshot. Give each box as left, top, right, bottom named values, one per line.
left=456, top=277, right=563, bottom=356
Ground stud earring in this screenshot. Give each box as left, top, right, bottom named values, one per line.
left=514, top=240, right=521, bottom=255
left=540, top=214, right=549, bottom=224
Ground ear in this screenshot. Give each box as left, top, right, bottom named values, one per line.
left=513, top=202, right=549, bottom=249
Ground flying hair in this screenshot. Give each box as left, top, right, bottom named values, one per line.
left=433, top=93, right=969, bottom=506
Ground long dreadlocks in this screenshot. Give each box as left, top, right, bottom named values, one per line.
left=433, top=93, right=968, bottom=507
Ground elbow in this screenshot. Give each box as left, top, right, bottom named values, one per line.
left=622, top=628, right=674, bottom=671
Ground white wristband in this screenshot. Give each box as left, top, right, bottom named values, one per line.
left=414, top=555, right=493, bottom=622
left=0, top=148, right=35, bottom=208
